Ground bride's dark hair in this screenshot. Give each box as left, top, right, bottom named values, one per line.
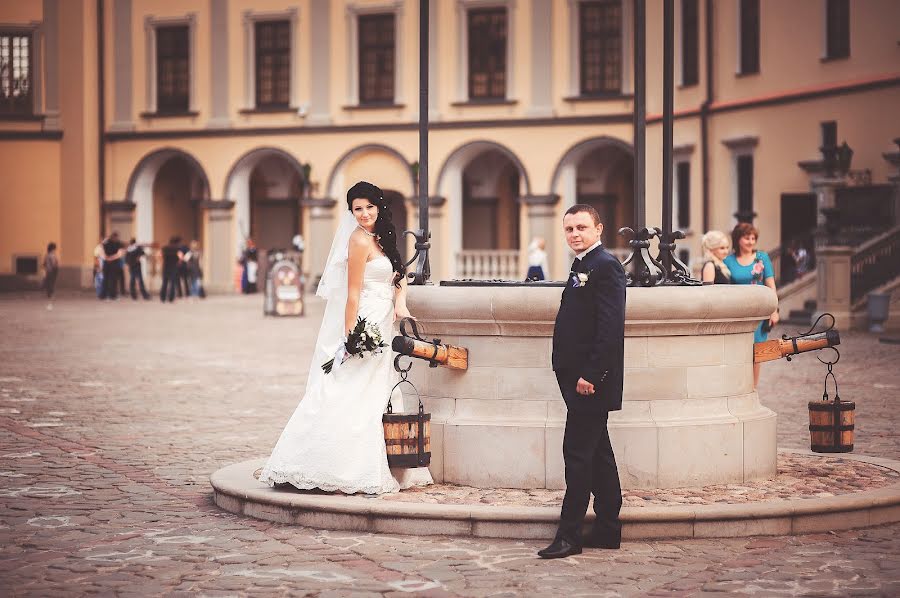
left=346, top=181, right=406, bottom=287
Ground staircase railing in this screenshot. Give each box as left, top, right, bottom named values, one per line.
left=850, top=225, right=900, bottom=303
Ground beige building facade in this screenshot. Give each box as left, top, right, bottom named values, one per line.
left=2, top=0, right=898, bottom=291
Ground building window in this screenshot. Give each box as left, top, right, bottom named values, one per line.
left=825, top=0, right=850, bottom=59
left=358, top=13, right=395, bottom=104
left=468, top=8, right=507, bottom=100
left=736, top=155, right=754, bottom=223
left=676, top=161, right=691, bottom=229
left=738, top=0, right=759, bottom=75
left=681, top=0, right=699, bottom=86
left=0, top=32, right=32, bottom=115
left=255, top=20, right=291, bottom=108
left=580, top=0, right=622, bottom=95
left=156, top=26, right=190, bottom=114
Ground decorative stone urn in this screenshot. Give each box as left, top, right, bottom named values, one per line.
left=406, top=284, right=778, bottom=489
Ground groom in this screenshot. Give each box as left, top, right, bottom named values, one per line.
left=539, top=204, right=626, bottom=559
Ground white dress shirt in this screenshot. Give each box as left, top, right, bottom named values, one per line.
left=575, top=239, right=603, bottom=261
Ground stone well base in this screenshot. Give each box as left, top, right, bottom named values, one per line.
left=210, top=450, right=900, bottom=540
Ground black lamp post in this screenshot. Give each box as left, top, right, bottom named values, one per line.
left=406, top=0, right=432, bottom=285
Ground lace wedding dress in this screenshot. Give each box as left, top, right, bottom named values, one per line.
left=258, top=255, right=433, bottom=494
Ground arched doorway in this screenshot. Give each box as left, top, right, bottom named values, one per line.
left=225, top=147, right=306, bottom=253
left=437, top=141, right=529, bottom=280
left=325, top=144, right=416, bottom=277
left=127, top=148, right=210, bottom=247
left=552, top=137, right=634, bottom=268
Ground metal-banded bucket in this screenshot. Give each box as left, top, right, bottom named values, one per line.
left=808, top=360, right=854, bottom=453
left=383, top=362, right=431, bottom=468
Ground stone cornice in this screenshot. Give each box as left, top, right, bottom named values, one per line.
left=102, top=201, right=136, bottom=212
left=199, top=200, right=235, bottom=209
left=517, top=194, right=560, bottom=206
left=408, top=284, right=777, bottom=337
left=300, top=197, right=338, bottom=208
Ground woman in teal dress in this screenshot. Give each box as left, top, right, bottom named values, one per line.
left=723, top=222, right=779, bottom=389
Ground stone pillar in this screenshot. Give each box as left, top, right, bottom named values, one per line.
left=302, top=198, right=338, bottom=283
left=110, top=0, right=134, bottom=131
left=201, top=200, right=236, bottom=293
left=407, top=196, right=446, bottom=282
left=42, top=0, right=61, bottom=130
left=207, top=0, right=230, bottom=128
left=526, top=0, right=553, bottom=117
left=811, top=176, right=847, bottom=242
left=104, top=202, right=136, bottom=241
left=519, top=194, right=560, bottom=279
left=307, top=0, right=331, bottom=125
left=815, top=246, right=854, bottom=330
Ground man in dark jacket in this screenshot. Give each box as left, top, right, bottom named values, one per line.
left=125, top=239, right=151, bottom=300
left=539, top=204, right=626, bottom=559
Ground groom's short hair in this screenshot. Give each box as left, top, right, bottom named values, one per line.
left=564, top=204, right=601, bottom=225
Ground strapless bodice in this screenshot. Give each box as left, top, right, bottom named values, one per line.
left=361, top=255, right=394, bottom=302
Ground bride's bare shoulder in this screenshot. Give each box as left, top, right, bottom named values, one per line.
left=348, top=229, right=371, bottom=256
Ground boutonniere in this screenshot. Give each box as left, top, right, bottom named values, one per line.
left=569, top=270, right=592, bottom=288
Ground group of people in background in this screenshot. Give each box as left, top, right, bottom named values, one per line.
left=702, top=223, right=780, bottom=388
left=91, top=232, right=205, bottom=303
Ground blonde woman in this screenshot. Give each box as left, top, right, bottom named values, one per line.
left=700, top=230, right=732, bottom=284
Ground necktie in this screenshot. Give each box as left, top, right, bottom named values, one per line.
left=570, top=258, right=582, bottom=273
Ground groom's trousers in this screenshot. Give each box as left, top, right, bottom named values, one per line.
left=555, top=371, right=623, bottom=544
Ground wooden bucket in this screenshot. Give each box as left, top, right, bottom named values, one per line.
left=808, top=398, right=855, bottom=453
left=383, top=379, right=431, bottom=468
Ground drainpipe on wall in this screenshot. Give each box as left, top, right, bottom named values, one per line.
left=97, top=0, right=106, bottom=238
left=700, top=0, right=713, bottom=233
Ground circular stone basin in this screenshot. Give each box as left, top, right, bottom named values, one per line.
left=211, top=450, right=900, bottom=540
left=404, top=284, right=778, bottom=490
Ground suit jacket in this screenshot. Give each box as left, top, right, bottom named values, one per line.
left=551, top=244, right=626, bottom=413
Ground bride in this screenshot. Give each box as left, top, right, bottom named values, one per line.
left=259, top=181, right=433, bottom=494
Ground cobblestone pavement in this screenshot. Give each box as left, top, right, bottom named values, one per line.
left=1, top=293, right=898, bottom=597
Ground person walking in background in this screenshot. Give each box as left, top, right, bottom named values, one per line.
left=700, top=230, right=732, bottom=284
left=93, top=235, right=106, bottom=299
left=724, top=223, right=779, bottom=389
left=241, top=238, right=259, bottom=294
left=185, top=240, right=205, bottom=300
left=177, top=239, right=192, bottom=298
left=160, top=236, right=183, bottom=303
left=526, top=237, right=550, bottom=281
left=791, top=241, right=812, bottom=278
left=42, top=242, right=59, bottom=309
left=125, top=238, right=151, bottom=300
left=100, top=232, right=125, bottom=300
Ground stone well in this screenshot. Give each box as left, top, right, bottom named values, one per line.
left=405, top=284, right=778, bottom=490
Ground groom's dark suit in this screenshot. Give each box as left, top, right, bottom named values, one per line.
left=551, top=243, right=626, bottom=545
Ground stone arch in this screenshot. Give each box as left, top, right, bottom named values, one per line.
left=435, top=140, right=531, bottom=279
left=223, top=146, right=308, bottom=249
left=125, top=147, right=211, bottom=244
left=550, top=136, right=634, bottom=250
left=325, top=143, right=416, bottom=200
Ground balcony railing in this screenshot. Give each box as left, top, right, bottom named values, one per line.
left=455, top=250, right=521, bottom=280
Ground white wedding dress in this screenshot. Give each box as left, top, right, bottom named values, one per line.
left=258, top=254, right=433, bottom=494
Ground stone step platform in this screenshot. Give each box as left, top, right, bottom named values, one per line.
left=210, top=449, right=900, bottom=540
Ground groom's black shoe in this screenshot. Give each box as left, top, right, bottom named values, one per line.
left=537, top=537, right=582, bottom=559
left=582, top=529, right=621, bottom=549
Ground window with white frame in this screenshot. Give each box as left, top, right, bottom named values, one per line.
left=0, top=30, right=32, bottom=115
left=242, top=8, right=298, bottom=111
left=345, top=2, right=403, bottom=108
left=456, top=0, right=516, bottom=103
left=144, top=15, right=197, bottom=115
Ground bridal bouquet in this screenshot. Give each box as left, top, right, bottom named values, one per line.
left=321, top=317, right=387, bottom=374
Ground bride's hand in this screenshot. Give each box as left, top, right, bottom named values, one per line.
left=394, top=306, right=413, bottom=322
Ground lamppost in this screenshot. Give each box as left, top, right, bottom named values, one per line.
left=406, top=0, right=432, bottom=285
